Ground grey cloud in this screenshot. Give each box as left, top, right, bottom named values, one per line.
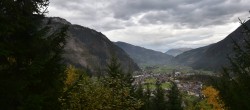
left=110, top=0, right=198, bottom=19
left=109, top=0, right=248, bottom=28
left=92, top=20, right=128, bottom=31
left=50, top=0, right=249, bottom=30
left=143, top=35, right=212, bottom=48
left=49, top=0, right=128, bottom=31
left=49, top=0, right=250, bottom=51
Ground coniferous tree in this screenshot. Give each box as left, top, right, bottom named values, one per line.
left=104, top=55, right=142, bottom=109
left=143, top=83, right=152, bottom=110
left=167, top=82, right=183, bottom=110
left=152, top=81, right=167, bottom=110
left=0, top=0, right=67, bottom=109
left=134, top=82, right=150, bottom=110
left=125, top=70, right=135, bottom=89
left=134, top=82, right=144, bottom=100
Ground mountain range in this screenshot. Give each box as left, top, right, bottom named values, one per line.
left=175, top=20, right=250, bottom=71
left=43, top=17, right=140, bottom=74
left=43, top=17, right=250, bottom=73
left=115, top=41, right=174, bottom=66
left=165, top=48, right=193, bottom=57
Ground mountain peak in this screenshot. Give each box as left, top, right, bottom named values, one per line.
left=44, top=17, right=140, bottom=74
left=47, top=17, right=71, bottom=25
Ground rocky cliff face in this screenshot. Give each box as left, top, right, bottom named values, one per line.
left=175, top=20, right=250, bottom=71
left=43, top=17, right=140, bottom=74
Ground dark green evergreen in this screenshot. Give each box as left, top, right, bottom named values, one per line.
left=152, top=81, right=167, bottom=110
left=134, top=82, right=148, bottom=110
left=104, top=55, right=142, bottom=109
left=143, top=83, right=152, bottom=110
left=134, top=82, right=144, bottom=100
left=167, top=82, right=183, bottom=110
left=0, top=0, right=67, bottom=109
left=106, top=55, right=123, bottom=79
left=105, top=54, right=136, bottom=90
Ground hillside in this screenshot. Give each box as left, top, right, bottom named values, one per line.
left=165, top=48, right=193, bottom=56
left=43, top=17, right=140, bottom=74
left=115, top=41, right=174, bottom=66
left=175, top=20, right=250, bottom=71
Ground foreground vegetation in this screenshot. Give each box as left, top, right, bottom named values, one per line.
left=0, top=0, right=67, bottom=109
left=1, top=0, right=250, bottom=109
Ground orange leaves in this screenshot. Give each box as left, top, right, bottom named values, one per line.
left=202, top=86, right=225, bottom=110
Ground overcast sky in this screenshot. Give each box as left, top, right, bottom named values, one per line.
left=48, top=0, right=250, bottom=52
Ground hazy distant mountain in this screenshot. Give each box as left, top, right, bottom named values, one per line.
left=43, top=17, right=140, bottom=74
left=115, top=41, right=174, bottom=66
left=165, top=48, right=193, bottom=56
left=175, top=20, right=250, bottom=71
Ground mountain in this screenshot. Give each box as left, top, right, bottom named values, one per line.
left=165, top=48, right=193, bottom=56
left=43, top=17, right=140, bottom=74
left=175, top=20, right=250, bottom=71
left=114, top=41, right=174, bottom=66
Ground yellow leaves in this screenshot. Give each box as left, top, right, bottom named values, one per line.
left=7, top=56, right=16, bottom=64
left=64, top=65, right=78, bottom=87
left=201, top=86, right=226, bottom=110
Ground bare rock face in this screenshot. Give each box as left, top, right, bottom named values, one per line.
left=44, top=17, right=140, bottom=74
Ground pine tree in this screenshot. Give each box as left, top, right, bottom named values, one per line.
left=142, top=83, right=152, bottom=110
left=152, top=80, right=167, bottom=110
left=134, top=82, right=144, bottom=101
left=104, top=55, right=142, bottom=109
left=167, top=82, right=183, bottom=110
left=0, top=0, right=67, bottom=109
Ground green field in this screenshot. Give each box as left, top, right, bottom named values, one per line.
left=141, top=65, right=216, bottom=75
left=144, top=77, right=157, bottom=83
left=161, top=82, right=172, bottom=89
left=143, top=77, right=172, bottom=90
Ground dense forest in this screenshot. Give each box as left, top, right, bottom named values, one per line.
left=1, top=0, right=250, bottom=110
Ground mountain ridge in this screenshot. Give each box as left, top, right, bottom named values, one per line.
left=44, top=17, right=140, bottom=74
left=175, top=20, right=250, bottom=71
left=115, top=41, right=174, bottom=66
left=165, top=48, right=193, bottom=56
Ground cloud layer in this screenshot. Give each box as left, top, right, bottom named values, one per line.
left=48, top=0, right=250, bottom=52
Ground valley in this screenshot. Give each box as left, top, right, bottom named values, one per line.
left=2, top=1, right=250, bottom=109
left=49, top=16, right=250, bottom=109
left=132, top=64, right=217, bottom=108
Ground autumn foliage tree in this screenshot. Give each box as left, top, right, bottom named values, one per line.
left=61, top=65, right=117, bottom=109
left=61, top=56, right=143, bottom=110
left=196, top=86, right=225, bottom=110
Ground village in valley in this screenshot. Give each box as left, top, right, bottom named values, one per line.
left=132, top=65, right=216, bottom=106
